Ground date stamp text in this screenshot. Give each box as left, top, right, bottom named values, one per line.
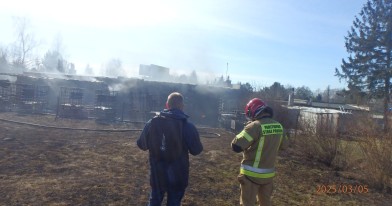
left=316, top=184, right=369, bottom=194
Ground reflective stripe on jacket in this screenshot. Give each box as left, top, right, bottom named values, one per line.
left=232, top=117, right=285, bottom=183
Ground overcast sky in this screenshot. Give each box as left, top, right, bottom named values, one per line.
left=0, top=0, right=367, bottom=90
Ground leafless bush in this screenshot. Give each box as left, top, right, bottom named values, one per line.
left=358, top=133, right=392, bottom=192
left=294, top=116, right=339, bottom=167
left=338, top=112, right=380, bottom=138
left=338, top=113, right=392, bottom=192
left=274, top=104, right=391, bottom=192
left=332, top=139, right=363, bottom=171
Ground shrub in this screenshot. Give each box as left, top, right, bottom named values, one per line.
left=338, top=113, right=391, bottom=192
left=358, top=133, right=392, bottom=192
left=294, top=116, right=339, bottom=167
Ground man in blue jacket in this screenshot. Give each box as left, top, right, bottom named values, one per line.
left=137, top=92, right=203, bottom=206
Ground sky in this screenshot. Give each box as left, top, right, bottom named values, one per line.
left=0, top=0, right=368, bottom=91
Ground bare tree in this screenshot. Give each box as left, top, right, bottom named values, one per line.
left=11, top=16, right=39, bottom=71
left=42, top=33, right=75, bottom=74
left=0, top=46, right=9, bottom=72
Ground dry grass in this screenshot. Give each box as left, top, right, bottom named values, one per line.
left=0, top=112, right=391, bottom=205
left=357, top=134, right=392, bottom=192
left=293, top=117, right=340, bottom=167
left=337, top=113, right=392, bottom=193
left=294, top=111, right=392, bottom=196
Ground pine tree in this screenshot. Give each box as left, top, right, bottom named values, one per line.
left=335, top=0, right=392, bottom=131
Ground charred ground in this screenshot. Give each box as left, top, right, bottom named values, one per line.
left=0, top=112, right=390, bottom=206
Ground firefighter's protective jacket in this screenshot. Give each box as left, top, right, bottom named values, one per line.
left=231, top=117, right=288, bottom=184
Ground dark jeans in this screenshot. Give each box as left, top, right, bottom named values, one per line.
left=148, top=188, right=185, bottom=206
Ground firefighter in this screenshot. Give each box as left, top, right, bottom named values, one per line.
left=231, top=98, right=288, bottom=206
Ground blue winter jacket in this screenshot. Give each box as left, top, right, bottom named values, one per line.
left=137, top=108, right=203, bottom=191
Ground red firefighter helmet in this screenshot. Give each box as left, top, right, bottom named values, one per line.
left=245, top=98, right=267, bottom=119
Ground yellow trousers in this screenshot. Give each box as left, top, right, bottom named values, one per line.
left=237, top=175, right=273, bottom=206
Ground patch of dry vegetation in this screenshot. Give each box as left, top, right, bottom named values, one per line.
left=349, top=115, right=392, bottom=193
left=0, top=112, right=391, bottom=205
left=293, top=112, right=392, bottom=197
